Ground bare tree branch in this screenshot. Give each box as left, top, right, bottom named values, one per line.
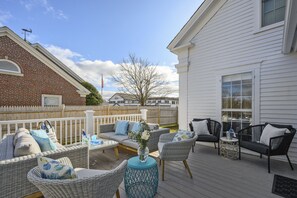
left=112, top=54, right=174, bottom=106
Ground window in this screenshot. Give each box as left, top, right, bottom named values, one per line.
left=262, top=0, right=286, bottom=27
left=42, top=95, right=62, bottom=107
left=172, top=101, right=176, bottom=104
left=221, top=72, right=253, bottom=132
left=0, top=59, right=22, bottom=75
left=165, top=100, right=169, bottom=104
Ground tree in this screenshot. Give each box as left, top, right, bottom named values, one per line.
left=112, top=54, right=174, bottom=106
left=81, top=81, right=103, bottom=105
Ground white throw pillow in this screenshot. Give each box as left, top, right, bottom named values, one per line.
left=14, top=133, right=41, bottom=157
left=192, top=120, right=210, bottom=135
left=260, top=124, right=288, bottom=150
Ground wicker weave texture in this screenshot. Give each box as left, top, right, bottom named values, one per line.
left=159, top=133, right=198, bottom=161
left=0, top=134, right=89, bottom=198
left=27, top=160, right=127, bottom=198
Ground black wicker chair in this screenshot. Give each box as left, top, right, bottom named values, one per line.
left=189, top=118, right=222, bottom=155
left=238, top=123, right=296, bottom=173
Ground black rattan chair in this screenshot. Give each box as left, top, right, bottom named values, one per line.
left=189, top=118, right=222, bottom=155
left=238, top=123, right=296, bottom=173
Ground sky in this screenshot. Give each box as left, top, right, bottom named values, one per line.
left=0, top=0, right=203, bottom=100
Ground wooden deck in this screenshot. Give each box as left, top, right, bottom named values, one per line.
left=89, top=145, right=297, bottom=198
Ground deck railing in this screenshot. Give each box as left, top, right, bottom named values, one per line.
left=0, top=109, right=147, bottom=145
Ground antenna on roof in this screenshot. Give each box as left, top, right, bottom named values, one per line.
left=22, top=28, right=32, bottom=41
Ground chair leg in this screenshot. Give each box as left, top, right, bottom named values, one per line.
left=286, top=154, right=294, bottom=170
left=268, top=155, right=271, bottom=173
left=159, top=158, right=161, bottom=167
left=214, top=142, right=217, bottom=149
left=260, top=154, right=262, bottom=159
left=183, top=160, right=193, bottom=179
left=162, top=160, right=165, bottom=181
left=192, top=141, right=196, bottom=153
left=116, top=189, right=120, bottom=198
left=239, top=145, right=241, bottom=160
left=217, top=141, right=220, bottom=155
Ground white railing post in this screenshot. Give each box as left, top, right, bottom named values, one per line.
left=84, top=110, right=95, bottom=135
left=140, top=109, right=148, bottom=121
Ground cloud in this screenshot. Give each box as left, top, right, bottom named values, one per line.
left=21, top=0, right=67, bottom=19
left=0, top=10, right=12, bottom=26
left=45, top=45, right=179, bottom=99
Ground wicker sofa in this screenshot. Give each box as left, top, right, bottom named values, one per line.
left=99, top=121, right=170, bottom=152
left=0, top=134, right=89, bottom=198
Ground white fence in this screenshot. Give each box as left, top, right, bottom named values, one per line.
left=0, top=109, right=146, bottom=145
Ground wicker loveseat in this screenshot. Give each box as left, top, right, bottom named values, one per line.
left=99, top=121, right=170, bottom=152
left=0, top=134, right=89, bottom=198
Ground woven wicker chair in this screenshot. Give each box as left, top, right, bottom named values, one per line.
left=27, top=157, right=127, bottom=198
left=158, top=132, right=198, bottom=181
left=0, top=134, right=89, bottom=198
left=238, top=123, right=296, bottom=173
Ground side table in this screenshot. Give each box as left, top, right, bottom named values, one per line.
left=220, top=137, right=239, bottom=160
left=124, top=156, right=158, bottom=198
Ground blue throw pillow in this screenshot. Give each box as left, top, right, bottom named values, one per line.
left=30, top=130, right=57, bottom=152
left=131, top=122, right=142, bottom=134
left=115, top=121, right=129, bottom=135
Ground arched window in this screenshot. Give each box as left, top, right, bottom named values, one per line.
left=0, top=59, right=22, bottom=75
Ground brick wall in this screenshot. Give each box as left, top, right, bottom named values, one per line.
left=0, top=36, right=86, bottom=106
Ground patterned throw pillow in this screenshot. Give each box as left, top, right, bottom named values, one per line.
left=37, top=156, right=77, bottom=179
left=30, top=130, right=57, bottom=152
left=172, top=130, right=194, bottom=142
left=115, top=121, right=129, bottom=135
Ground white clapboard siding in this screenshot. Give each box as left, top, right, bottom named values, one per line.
left=177, top=0, right=297, bottom=163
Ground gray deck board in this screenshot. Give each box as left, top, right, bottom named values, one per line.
left=89, top=144, right=297, bottom=198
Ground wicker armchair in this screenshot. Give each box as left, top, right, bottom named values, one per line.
left=238, top=123, right=296, bottom=173
left=0, top=134, right=89, bottom=198
left=189, top=118, right=222, bottom=154
left=27, top=157, right=127, bottom=198
left=158, top=132, right=198, bottom=181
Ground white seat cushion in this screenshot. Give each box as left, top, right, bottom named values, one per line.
left=75, top=168, right=108, bottom=179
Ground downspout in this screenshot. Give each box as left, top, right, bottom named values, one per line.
left=186, top=47, right=190, bottom=130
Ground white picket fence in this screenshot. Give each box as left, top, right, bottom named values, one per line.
left=0, top=109, right=147, bottom=145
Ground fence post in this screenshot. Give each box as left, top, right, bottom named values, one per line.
left=84, top=110, right=95, bottom=135
left=140, top=109, right=148, bottom=121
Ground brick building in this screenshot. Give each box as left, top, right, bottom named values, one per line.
left=0, top=27, right=90, bottom=106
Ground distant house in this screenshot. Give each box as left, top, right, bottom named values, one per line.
left=109, top=93, right=178, bottom=107
left=168, top=0, right=297, bottom=161
left=0, top=27, right=90, bottom=106
left=146, top=97, right=179, bottom=107
left=109, top=93, right=139, bottom=106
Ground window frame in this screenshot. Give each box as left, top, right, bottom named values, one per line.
left=216, top=64, right=260, bottom=129
left=0, top=59, right=23, bottom=76
left=254, top=0, right=285, bottom=34
left=42, top=94, right=62, bottom=107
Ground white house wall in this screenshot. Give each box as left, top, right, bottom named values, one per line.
left=176, top=0, right=297, bottom=163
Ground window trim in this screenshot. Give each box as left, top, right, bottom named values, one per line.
left=254, top=0, right=285, bottom=34
left=42, top=94, right=62, bottom=107
left=216, top=64, right=260, bottom=127
left=0, top=59, right=23, bottom=76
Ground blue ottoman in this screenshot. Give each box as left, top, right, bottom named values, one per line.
left=124, top=156, right=158, bottom=198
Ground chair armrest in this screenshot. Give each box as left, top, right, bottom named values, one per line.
left=159, top=132, right=176, bottom=143
left=99, top=124, right=115, bottom=133
left=147, top=128, right=170, bottom=152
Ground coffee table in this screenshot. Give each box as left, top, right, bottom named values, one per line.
left=73, top=139, right=119, bottom=160
left=220, top=137, right=239, bottom=160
